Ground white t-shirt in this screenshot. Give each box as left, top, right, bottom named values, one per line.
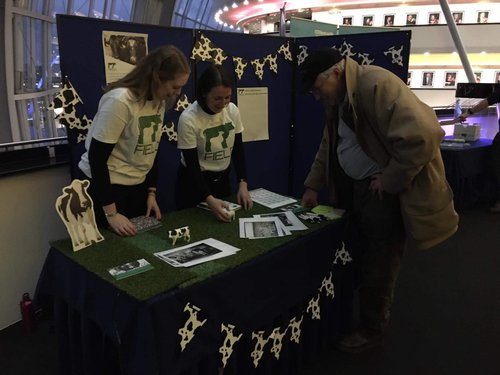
left=79, top=88, right=165, bottom=185
left=177, top=101, right=244, bottom=172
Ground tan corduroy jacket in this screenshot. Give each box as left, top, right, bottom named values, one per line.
left=304, top=57, right=458, bottom=250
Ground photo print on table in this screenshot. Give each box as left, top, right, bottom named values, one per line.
left=407, top=71, right=412, bottom=86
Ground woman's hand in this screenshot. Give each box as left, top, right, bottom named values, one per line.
left=106, top=213, right=138, bottom=236
left=146, top=193, right=162, bottom=220
left=206, top=195, right=233, bottom=222
left=236, top=180, right=253, bottom=210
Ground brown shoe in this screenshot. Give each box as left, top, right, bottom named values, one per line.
left=489, top=201, right=500, bottom=214
left=335, top=329, right=384, bottom=353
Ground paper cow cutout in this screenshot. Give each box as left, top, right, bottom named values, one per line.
left=320, top=272, right=335, bottom=299
left=277, top=42, right=293, bottom=61
left=219, top=323, right=243, bottom=368
left=384, top=45, right=404, bottom=66
left=169, top=226, right=191, bottom=246
left=333, top=241, right=352, bottom=265
left=250, top=330, right=272, bottom=368
left=270, top=326, right=287, bottom=360
left=306, top=294, right=321, bottom=320
left=178, top=303, right=207, bottom=352
left=287, top=316, right=303, bottom=344
left=161, top=121, right=177, bottom=142
left=233, top=56, right=248, bottom=80
left=55, top=179, right=104, bottom=252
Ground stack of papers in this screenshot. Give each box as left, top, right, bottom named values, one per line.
left=154, top=238, right=240, bottom=267
left=239, top=210, right=308, bottom=239
left=249, top=188, right=297, bottom=209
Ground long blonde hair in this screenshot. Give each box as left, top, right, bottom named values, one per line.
left=104, top=45, right=190, bottom=103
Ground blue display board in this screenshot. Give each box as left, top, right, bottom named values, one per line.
left=55, top=15, right=410, bottom=212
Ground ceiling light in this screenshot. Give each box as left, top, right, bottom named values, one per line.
left=223, top=6, right=229, bottom=11
left=232, top=2, right=238, bottom=8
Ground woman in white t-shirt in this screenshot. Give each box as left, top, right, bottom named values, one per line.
left=176, top=64, right=252, bottom=222
left=78, top=45, right=190, bottom=236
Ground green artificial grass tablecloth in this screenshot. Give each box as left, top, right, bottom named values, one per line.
left=50, top=204, right=336, bottom=301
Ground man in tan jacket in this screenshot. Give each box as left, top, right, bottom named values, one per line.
left=300, top=48, right=458, bottom=353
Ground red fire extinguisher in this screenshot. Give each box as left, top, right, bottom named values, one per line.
left=20, top=292, right=35, bottom=333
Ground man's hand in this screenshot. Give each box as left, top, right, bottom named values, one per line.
left=369, top=173, right=384, bottom=200
left=301, top=188, right=318, bottom=208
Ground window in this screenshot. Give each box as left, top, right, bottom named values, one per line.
left=2, top=0, right=134, bottom=148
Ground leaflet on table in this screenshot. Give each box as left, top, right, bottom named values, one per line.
left=129, top=215, right=162, bottom=232
left=154, top=238, right=240, bottom=268
left=311, top=205, right=345, bottom=220
left=248, top=188, right=297, bottom=209
left=255, top=210, right=308, bottom=231
left=239, top=217, right=291, bottom=239
left=197, top=201, right=242, bottom=211
left=107, top=258, right=154, bottom=280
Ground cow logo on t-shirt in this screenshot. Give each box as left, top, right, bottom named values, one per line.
left=135, top=114, right=162, bottom=155
left=202, top=122, right=235, bottom=161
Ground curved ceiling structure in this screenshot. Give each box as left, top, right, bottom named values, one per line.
left=214, top=0, right=423, bottom=29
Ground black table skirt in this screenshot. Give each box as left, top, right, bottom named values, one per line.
left=36, top=220, right=353, bottom=375
left=441, top=138, right=495, bottom=209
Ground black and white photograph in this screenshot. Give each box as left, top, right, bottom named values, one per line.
left=406, top=13, right=417, bottom=25
left=256, top=211, right=308, bottom=232
left=154, top=238, right=239, bottom=267
left=407, top=71, right=412, bottom=86
left=363, top=15, right=374, bottom=26
left=428, top=12, right=440, bottom=24
left=495, top=71, right=500, bottom=84
left=239, top=217, right=287, bottom=239
left=444, top=72, right=457, bottom=87
left=102, top=30, right=148, bottom=84
left=342, top=17, right=353, bottom=26
left=422, top=71, right=434, bottom=87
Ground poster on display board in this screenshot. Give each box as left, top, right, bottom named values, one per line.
left=237, top=87, right=269, bottom=142
left=102, top=31, right=148, bottom=83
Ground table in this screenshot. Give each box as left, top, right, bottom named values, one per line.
left=440, top=138, right=495, bottom=209
left=35, top=206, right=353, bottom=375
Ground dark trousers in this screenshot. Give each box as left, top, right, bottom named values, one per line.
left=347, top=178, right=405, bottom=332
left=175, top=165, right=231, bottom=210
left=77, top=169, right=148, bottom=227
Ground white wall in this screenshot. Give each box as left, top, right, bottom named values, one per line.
left=0, top=166, right=70, bottom=330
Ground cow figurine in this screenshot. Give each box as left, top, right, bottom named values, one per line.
left=169, top=226, right=191, bottom=246
left=224, top=209, right=235, bottom=221
left=55, top=179, right=104, bottom=252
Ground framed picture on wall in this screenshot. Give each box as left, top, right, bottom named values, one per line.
left=474, top=71, right=482, bottom=83
left=477, top=11, right=489, bottom=23
left=406, top=13, right=417, bottom=25
left=428, top=12, right=440, bottom=24
left=495, top=71, right=500, bottom=84
left=363, top=15, right=374, bottom=26
left=444, top=72, right=457, bottom=87
left=452, top=12, right=463, bottom=24
left=407, top=71, right=412, bottom=86
left=384, top=14, right=395, bottom=27
left=422, top=71, right=434, bottom=87
left=342, top=17, right=353, bottom=25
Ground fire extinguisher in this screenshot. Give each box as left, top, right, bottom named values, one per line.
left=20, top=292, right=35, bottom=333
